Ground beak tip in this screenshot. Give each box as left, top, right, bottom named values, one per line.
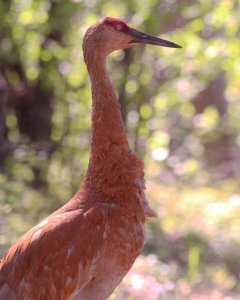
left=168, top=42, right=182, bottom=49
left=127, top=27, right=182, bottom=49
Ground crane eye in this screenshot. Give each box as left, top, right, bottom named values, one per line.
left=114, top=23, right=123, bottom=31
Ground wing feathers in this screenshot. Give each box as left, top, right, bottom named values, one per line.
left=0, top=207, right=105, bottom=299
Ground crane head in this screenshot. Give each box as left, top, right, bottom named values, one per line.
left=83, top=17, right=181, bottom=57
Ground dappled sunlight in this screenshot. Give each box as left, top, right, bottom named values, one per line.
left=1, top=0, right=240, bottom=298
left=147, top=179, right=240, bottom=240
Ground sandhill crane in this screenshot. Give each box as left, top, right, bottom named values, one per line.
left=0, top=17, right=181, bottom=300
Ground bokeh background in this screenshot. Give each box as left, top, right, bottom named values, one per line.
left=0, top=0, right=240, bottom=299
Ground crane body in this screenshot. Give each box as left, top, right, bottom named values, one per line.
left=0, top=17, right=180, bottom=300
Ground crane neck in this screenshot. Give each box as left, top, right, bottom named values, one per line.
left=76, top=48, right=156, bottom=220
left=86, top=51, right=129, bottom=148
left=83, top=50, right=133, bottom=187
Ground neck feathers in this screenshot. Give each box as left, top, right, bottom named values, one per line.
left=81, top=41, right=156, bottom=219
left=85, top=51, right=129, bottom=159
left=83, top=50, right=144, bottom=190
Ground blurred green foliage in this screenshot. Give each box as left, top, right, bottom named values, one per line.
left=0, top=0, right=240, bottom=297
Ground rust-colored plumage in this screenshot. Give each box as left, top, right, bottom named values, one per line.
left=0, top=17, right=181, bottom=300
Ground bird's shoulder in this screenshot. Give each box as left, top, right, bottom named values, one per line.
left=0, top=203, right=109, bottom=298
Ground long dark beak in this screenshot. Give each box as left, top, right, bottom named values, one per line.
left=128, top=27, right=182, bottom=48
